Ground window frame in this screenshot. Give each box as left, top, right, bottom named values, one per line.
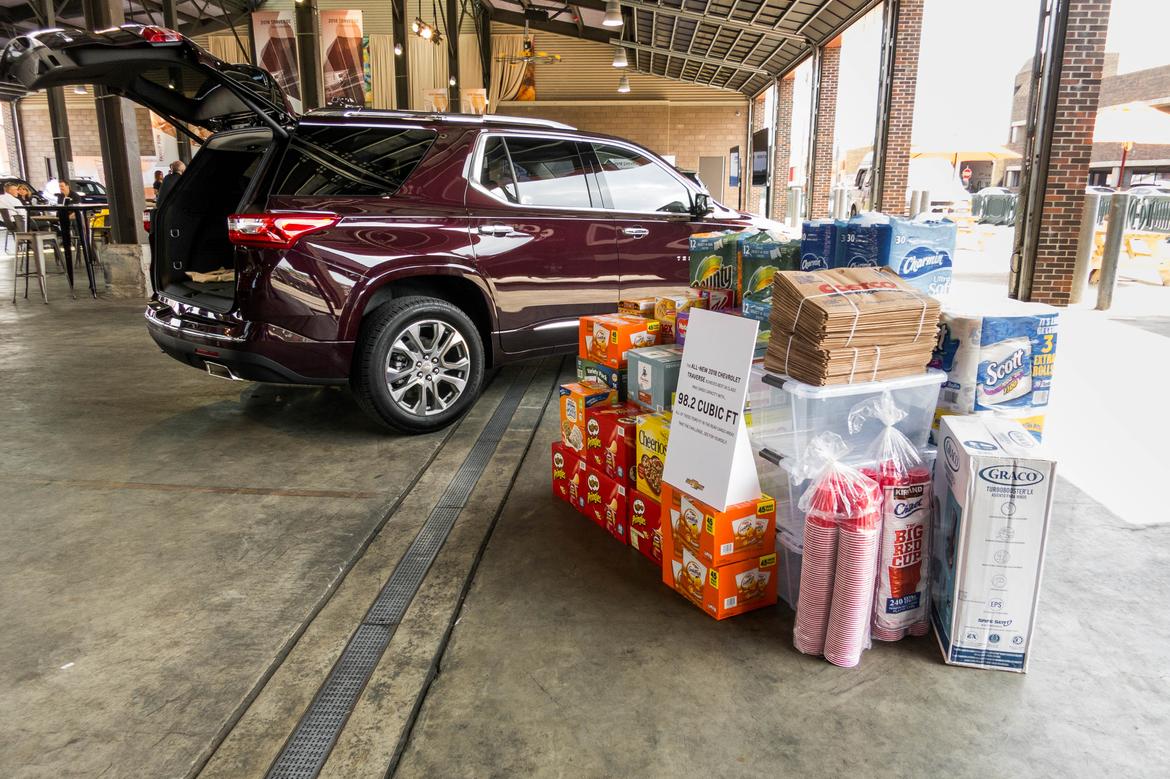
left=468, top=129, right=700, bottom=216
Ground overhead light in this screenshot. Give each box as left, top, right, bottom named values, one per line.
left=73, top=85, right=87, bottom=94
left=603, top=0, right=623, bottom=27
left=612, top=46, right=628, bottom=68
left=449, top=76, right=457, bottom=87
left=420, top=26, right=433, bottom=40
left=394, top=42, right=403, bottom=56
left=617, top=74, right=630, bottom=93
left=411, top=19, right=421, bottom=34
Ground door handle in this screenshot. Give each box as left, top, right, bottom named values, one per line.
left=622, top=227, right=649, bottom=238
left=477, top=224, right=514, bottom=236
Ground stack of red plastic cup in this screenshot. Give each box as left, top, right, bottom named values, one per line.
left=823, top=481, right=882, bottom=667
left=793, top=476, right=843, bottom=656
left=865, top=462, right=933, bottom=642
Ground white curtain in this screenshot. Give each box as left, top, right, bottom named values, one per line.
left=458, top=33, right=483, bottom=95
left=488, top=34, right=525, bottom=113
left=207, top=34, right=251, bottom=65
left=408, top=37, right=449, bottom=111
left=368, top=34, right=396, bottom=109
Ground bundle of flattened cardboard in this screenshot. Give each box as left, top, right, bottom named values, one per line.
left=765, top=267, right=941, bottom=386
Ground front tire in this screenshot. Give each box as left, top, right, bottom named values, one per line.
left=352, top=295, right=485, bottom=433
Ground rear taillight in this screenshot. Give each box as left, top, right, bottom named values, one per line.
left=227, top=213, right=339, bottom=249
left=133, top=25, right=183, bottom=44
left=142, top=209, right=151, bottom=233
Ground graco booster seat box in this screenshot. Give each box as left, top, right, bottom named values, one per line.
left=931, top=415, right=1055, bottom=672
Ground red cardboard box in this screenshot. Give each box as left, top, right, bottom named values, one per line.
left=662, top=485, right=776, bottom=567
left=581, top=465, right=628, bottom=542
left=551, top=442, right=586, bottom=503
left=585, top=403, right=639, bottom=485
left=628, top=490, right=662, bottom=564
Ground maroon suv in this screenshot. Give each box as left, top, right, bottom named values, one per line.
left=2, top=25, right=756, bottom=432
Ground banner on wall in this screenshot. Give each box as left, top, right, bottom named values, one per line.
left=320, top=10, right=366, bottom=106
left=252, top=10, right=302, bottom=113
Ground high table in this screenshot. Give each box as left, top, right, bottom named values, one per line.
left=19, top=203, right=106, bottom=299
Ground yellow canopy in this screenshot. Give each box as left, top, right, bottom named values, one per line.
left=910, top=146, right=1022, bottom=164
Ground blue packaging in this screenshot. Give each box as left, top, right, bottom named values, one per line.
left=800, top=219, right=845, bottom=271
left=838, top=214, right=957, bottom=296
left=741, top=296, right=772, bottom=333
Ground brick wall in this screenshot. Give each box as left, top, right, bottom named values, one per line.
left=497, top=100, right=746, bottom=206
left=17, top=95, right=155, bottom=188
left=747, top=92, right=767, bottom=215
left=878, top=0, right=922, bottom=216
left=771, top=75, right=794, bottom=222
left=810, top=41, right=840, bottom=219
left=1029, top=0, right=1111, bottom=305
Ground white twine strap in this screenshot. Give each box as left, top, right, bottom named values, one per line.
left=871, top=345, right=881, bottom=382
left=847, top=347, right=859, bottom=384
left=784, top=334, right=795, bottom=375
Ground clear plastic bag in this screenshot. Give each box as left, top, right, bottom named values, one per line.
left=849, top=393, right=933, bottom=641
left=791, top=433, right=881, bottom=667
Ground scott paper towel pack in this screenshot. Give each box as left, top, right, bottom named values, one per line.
left=931, top=302, right=1058, bottom=440
left=836, top=213, right=957, bottom=296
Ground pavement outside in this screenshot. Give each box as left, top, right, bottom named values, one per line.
left=2, top=240, right=1167, bottom=779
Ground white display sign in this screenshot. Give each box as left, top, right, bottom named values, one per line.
left=662, top=308, right=761, bottom=511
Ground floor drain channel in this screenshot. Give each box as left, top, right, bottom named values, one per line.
left=265, top=365, right=541, bottom=779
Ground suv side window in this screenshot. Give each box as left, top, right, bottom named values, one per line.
left=492, top=136, right=594, bottom=209
left=272, top=124, right=436, bottom=197
left=591, top=143, right=692, bottom=214
left=479, top=138, right=520, bottom=203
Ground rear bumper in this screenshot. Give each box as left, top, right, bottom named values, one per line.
left=145, top=299, right=352, bottom=385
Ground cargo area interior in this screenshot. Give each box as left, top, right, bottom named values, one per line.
left=152, top=130, right=271, bottom=312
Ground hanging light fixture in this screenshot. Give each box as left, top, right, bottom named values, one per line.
left=612, top=46, right=628, bottom=68
left=617, top=74, right=630, bottom=93
left=394, top=42, right=403, bottom=56
left=603, top=0, right=623, bottom=27
left=449, top=76, right=457, bottom=87
left=73, top=84, right=87, bottom=94
left=411, top=18, right=421, bottom=34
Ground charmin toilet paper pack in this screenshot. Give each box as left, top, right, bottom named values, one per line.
left=931, top=303, right=1058, bottom=440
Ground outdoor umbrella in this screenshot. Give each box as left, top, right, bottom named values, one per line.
left=1092, top=101, right=1170, bottom=187
left=910, top=145, right=1022, bottom=168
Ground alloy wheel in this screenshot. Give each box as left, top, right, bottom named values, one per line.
left=384, top=319, right=471, bottom=416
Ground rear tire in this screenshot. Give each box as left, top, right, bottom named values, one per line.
left=352, top=295, right=485, bottom=434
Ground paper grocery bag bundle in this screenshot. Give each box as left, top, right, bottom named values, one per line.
left=765, top=267, right=941, bottom=386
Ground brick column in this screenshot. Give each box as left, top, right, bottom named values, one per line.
left=810, top=39, right=841, bottom=220
left=771, top=74, right=794, bottom=222
left=877, top=0, right=923, bottom=216
left=747, top=91, right=767, bottom=216
left=1029, top=0, right=1110, bottom=305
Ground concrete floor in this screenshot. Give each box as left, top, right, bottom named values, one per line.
left=3, top=262, right=1168, bottom=778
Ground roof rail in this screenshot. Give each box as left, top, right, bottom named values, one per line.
left=306, top=107, right=575, bottom=131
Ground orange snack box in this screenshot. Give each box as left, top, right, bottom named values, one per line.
left=628, top=489, right=662, bottom=564
left=579, top=314, right=662, bottom=370
left=664, top=545, right=779, bottom=620
left=585, top=403, right=639, bottom=485
left=551, top=442, right=586, bottom=503
left=581, top=465, right=628, bottom=542
left=662, top=485, right=776, bottom=567
left=559, top=380, right=617, bottom=452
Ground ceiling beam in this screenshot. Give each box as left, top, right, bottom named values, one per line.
left=612, top=38, right=770, bottom=75
left=492, top=7, right=611, bottom=43
left=620, top=1, right=808, bottom=41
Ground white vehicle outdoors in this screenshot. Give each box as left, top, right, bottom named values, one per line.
left=847, top=153, right=973, bottom=217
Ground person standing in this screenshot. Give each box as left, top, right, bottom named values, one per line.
left=152, top=170, right=165, bottom=201
left=56, top=179, right=75, bottom=270
left=156, top=160, right=185, bottom=205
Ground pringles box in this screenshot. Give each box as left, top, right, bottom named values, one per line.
left=580, top=466, right=628, bottom=542
left=931, top=416, right=1055, bottom=673
left=576, top=356, right=627, bottom=401
left=635, top=411, right=671, bottom=499
left=579, top=314, right=661, bottom=370
left=551, top=442, right=586, bottom=503
left=559, top=380, right=616, bottom=452
left=585, top=403, right=638, bottom=485
left=628, top=490, right=662, bottom=564
left=662, top=485, right=776, bottom=567
left=619, top=297, right=656, bottom=317
left=628, top=344, right=684, bottom=412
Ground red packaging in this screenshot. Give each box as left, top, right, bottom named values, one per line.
left=863, top=464, right=933, bottom=642
left=628, top=490, right=662, bottom=564
left=585, top=403, right=639, bottom=485
left=551, top=442, right=586, bottom=503
left=581, top=465, right=628, bottom=542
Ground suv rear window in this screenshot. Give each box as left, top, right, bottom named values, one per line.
left=272, top=124, right=436, bottom=197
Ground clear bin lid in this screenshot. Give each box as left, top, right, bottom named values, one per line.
left=752, top=367, right=946, bottom=399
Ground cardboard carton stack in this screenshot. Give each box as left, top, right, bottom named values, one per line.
left=765, top=267, right=941, bottom=386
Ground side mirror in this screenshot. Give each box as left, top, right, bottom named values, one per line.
left=691, top=192, right=713, bottom=219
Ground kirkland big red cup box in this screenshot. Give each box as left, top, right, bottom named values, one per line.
left=931, top=415, right=1056, bottom=672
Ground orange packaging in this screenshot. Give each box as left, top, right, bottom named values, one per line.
left=579, top=314, right=661, bottom=369
left=559, top=380, right=617, bottom=452
left=580, top=465, right=628, bottom=542
left=663, top=544, right=779, bottom=620
left=618, top=297, right=657, bottom=317
left=551, top=442, right=586, bottom=503
left=585, top=403, right=638, bottom=485
left=662, top=485, right=776, bottom=567
left=628, top=489, right=662, bottom=564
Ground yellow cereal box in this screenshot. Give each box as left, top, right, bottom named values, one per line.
left=634, top=411, right=671, bottom=499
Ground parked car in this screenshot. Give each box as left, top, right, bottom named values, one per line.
left=1125, top=183, right=1170, bottom=197
left=1, top=24, right=754, bottom=433
left=42, top=176, right=108, bottom=204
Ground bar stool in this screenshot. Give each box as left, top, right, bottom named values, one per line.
left=7, top=210, right=57, bottom=304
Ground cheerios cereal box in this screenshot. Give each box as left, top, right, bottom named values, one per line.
left=579, top=314, right=661, bottom=370
left=662, top=485, right=776, bottom=567
left=634, top=411, right=671, bottom=500
left=560, top=380, right=616, bottom=453
left=551, top=442, right=586, bottom=503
